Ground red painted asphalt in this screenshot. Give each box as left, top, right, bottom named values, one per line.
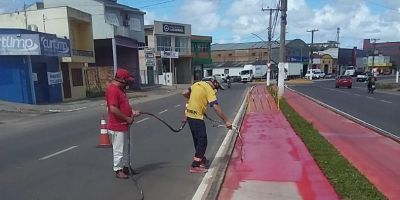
left=285, top=89, right=400, bottom=199
left=218, top=85, right=338, bottom=200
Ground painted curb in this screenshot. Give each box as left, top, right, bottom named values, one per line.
left=192, top=86, right=251, bottom=200
left=286, top=86, right=400, bottom=143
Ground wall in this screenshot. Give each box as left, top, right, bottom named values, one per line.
left=44, top=0, right=114, bottom=39
left=0, top=56, right=33, bottom=104
left=68, top=62, right=86, bottom=100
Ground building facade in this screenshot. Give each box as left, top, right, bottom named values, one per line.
left=210, top=39, right=309, bottom=77
left=363, top=39, right=398, bottom=75
left=0, top=5, right=95, bottom=100
left=43, top=0, right=145, bottom=89
left=191, top=35, right=212, bottom=81
left=140, top=21, right=192, bottom=85
left=0, top=29, right=70, bottom=104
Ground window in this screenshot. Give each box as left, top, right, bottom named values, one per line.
left=145, top=36, right=148, bottom=47
left=198, top=43, right=209, bottom=53
left=129, top=18, right=142, bottom=31
left=156, top=36, right=171, bottom=51
left=224, top=69, right=229, bottom=74
left=252, top=53, right=256, bottom=56
left=218, top=54, right=221, bottom=57
left=105, top=13, right=120, bottom=26
left=264, top=52, right=268, bottom=55
left=71, top=68, right=83, bottom=87
left=175, top=37, right=189, bottom=52
left=228, top=54, right=232, bottom=57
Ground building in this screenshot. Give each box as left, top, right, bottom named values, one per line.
left=0, top=29, right=70, bottom=104
left=191, top=35, right=212, bottom=81
left=140, top=21, right=192, bottom=85
left=363, top=39, right=398, bottom=74
left=209, top=39, right=309, bottom=77
left=43, top=0, right=145, bottom=89
left=0, top=5, right=95, bottom=100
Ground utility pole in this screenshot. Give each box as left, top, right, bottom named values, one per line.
left=307, top=29, right=319, bottom=80
left=370, top=38, right=380, bottom=76
left=336, top=27, right=340, bottom=75
left=24, top=2, right=28, bottom=29
left=42, top=14, right=46, bottom=33
left=262, top=7, right=279, bottom=86
left=277, top=0, right=287, bottom=100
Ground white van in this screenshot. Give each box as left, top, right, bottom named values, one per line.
left=305, top=69, right=325, bottom=79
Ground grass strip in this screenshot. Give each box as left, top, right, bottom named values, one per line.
left=267, top=87, right=386, bottom=200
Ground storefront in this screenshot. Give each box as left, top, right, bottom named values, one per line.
left=0, top=29, right=70, bottom=104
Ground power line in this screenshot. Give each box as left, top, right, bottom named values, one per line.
left=139, top=0, right=177, bottom=9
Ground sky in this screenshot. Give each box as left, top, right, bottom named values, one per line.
left=2, top=0, right=400, bottom=48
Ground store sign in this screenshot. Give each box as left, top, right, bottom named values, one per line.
left=47, top=72, right=63, bottom=85
left=161, top=51, right=179, bottom=58
left=0, top=34, right=41, bottom=55
left=163, top=24, right=185, bottom=34
left=0, top=34, right=70, bottom=56
left=40, top=35, right=71, bottom=57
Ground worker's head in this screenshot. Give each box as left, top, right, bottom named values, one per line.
left=208, top=76, right=225, bottom=91
left=114, top=68, right=134, bottom=88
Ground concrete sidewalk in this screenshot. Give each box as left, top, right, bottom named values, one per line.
left=218, top=85, right=338, bottom=200
left=0, top=85, right=187, bottom=114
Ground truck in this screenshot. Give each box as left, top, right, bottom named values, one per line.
left=240, top=64, right=267, bottom=82
left=283, top=63, right=302, bottom=79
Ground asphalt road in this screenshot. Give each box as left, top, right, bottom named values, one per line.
left=288, top=78, right=400, bottom=137
left=0, top=83, right=248, bottom=200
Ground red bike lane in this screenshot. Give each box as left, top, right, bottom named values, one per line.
left=218, top=85, right=338, bottom=200
left=284, top=89, right=400, bottom=199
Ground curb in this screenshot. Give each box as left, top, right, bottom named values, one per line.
left=285, top=86, right=400, bottom=143
left=192, top=86, right=251, bottom=200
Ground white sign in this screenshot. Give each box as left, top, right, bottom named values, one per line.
left=47, top=72, right=63, bottom=85
left=161, top=51, right=179, bottom=58
left=32, top=73, right=38, bottom=82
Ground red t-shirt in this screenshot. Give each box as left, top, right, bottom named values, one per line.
left=105, top=84, right=133, bottom=131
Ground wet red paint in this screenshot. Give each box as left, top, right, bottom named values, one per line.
left=284, top=90, right=400, bottom=199
left=218, top=86, right=338, bottom=200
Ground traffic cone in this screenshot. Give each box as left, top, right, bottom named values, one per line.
left=96, top=116, right=112, bottom=148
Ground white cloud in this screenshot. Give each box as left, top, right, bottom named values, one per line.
left=178, top=0, right=221, bottom=34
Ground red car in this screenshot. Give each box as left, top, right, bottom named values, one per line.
left=335, top=75, right=352, bottom=88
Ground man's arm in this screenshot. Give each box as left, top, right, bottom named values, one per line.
left=110, top=105, right=133, bottom=124
left=182, top=88, right=191, bottom=99
left=212, top=104, right=232, bottom=129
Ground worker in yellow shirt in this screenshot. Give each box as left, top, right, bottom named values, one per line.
left=182, top=77, right=232, bottom=173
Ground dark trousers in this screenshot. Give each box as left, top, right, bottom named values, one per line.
left=187, top=117, right=207, bottom=166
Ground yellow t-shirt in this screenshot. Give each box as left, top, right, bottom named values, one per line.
left=185, top=81, right=217, bottom=120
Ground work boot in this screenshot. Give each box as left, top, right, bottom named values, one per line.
left=115, top=170, right=128, bottom=179
left=199, top=157, right=210, bottom=169
left=123, top=166, right=140, bottom=175
left=189, top=166, right=208, bottom=173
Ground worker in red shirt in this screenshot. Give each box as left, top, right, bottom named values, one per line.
left=105, top=68, right=141, bottom=179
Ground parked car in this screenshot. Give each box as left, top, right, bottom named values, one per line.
left=356, top=72, right=368, bottom=82
left=305, top=69, right=325, bottom=79
left=335, top=75, right=352, bottom=88
left=210, top=74, right=224, bottom=83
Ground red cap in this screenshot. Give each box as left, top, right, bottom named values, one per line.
left=115, top=68, right=134, bottom=81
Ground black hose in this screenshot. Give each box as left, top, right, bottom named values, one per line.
left=140, top=112, right=186, bottom=133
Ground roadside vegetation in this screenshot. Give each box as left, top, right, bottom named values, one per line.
left=267, top=87, right=387, bottom=200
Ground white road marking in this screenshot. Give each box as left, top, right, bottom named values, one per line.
left=136, top=117, right=150, bottom=124
left=39, top=146, right=78, bottom=160
left=158, top=109, right=168, bottom=114
left=381, top=100, right=392, bottom=104
left=354, top=94, right=361, bottom=96
left=174, top=104, right=181, bottom=108
left=367, top=96, right=375, bottom=100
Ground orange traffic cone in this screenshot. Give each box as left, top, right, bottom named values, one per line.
left=96, top=116, right=112, bottom=148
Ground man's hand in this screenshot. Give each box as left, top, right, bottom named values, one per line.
left=225, top=120, right=233, bottom=129
left=126, top=116, right=134, bottom=124
left=132, top=110, right=141, bottom=117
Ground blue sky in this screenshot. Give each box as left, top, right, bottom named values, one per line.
left=2, top=0, right=400, bottom=48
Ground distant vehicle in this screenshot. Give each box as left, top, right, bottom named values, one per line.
left=212, top=74, right=224, bottom=83
left=305, top=69, right=324, bottom=79
left=356, top=72, right=368, bottom=82
left=344, top=66, right=356, bottom=77
left=335, top=75, right=352, bottom=88
left=283, top=63, right=302, bottom=79
left=240, top=64, right=268, bottom=82
left=324, top=73, right=335, bottom=79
